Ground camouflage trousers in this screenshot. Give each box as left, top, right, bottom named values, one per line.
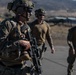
left=0, top=64, right=31, bottom=75
left=67, top=49, right=76, bottom=75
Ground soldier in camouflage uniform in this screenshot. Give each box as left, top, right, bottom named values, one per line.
left=0, top=0, right=34, bottom=75
left=30, top=8, right=55, bottom=59
left=67, top=26, right=76, bottom=75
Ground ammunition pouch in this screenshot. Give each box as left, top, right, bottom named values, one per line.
left=0, top=43, right=19, bottom=60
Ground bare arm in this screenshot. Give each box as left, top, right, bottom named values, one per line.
left=46, top=24, right=55, bottom=53
left=67, top=29, right=75, bottom=55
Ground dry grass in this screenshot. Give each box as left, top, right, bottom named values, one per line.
left=46, top=10, right=76, bottom=17
left=49, top=25, right=71, bottom=46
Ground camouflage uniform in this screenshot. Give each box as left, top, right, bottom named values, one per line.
left=0, top=16, right=32, bottom=75
left=0, top=0, right=34, bottom=75
left=67, top=27, right=76, bottom=75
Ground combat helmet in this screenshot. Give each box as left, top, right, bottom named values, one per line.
left=35, top=8, right=45, bottom=17
left=7, top=0, right=34, bottom=14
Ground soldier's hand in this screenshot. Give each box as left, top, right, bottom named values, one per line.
left=51, top=47, right=55, bottom=54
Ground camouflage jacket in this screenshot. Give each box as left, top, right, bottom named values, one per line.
left=0, top=17, right=30, bottom=66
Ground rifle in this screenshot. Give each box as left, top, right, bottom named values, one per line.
left=28, top=30, right=42, bottom=75
left=21, top=25, right=42, bottom=75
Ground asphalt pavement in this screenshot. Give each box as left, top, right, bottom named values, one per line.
left=26, top=45, right=76, bottom=75
left=41, top=46, right=76, bottom=75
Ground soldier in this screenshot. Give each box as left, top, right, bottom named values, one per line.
left=67, top=26, right=76, bottom=75
left=0, top=0, right=34, bottom=75
left=30, top=8, right=55, bottom=59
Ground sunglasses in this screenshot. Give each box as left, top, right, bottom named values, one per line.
left=38, top=14, right=45, bottom=16
left=22, top=6, right=32, bottom=13
left=27, top=8, right=32, bottom=13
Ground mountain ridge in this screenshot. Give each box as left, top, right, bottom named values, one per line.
left=0, top=0, right=76, bottom=11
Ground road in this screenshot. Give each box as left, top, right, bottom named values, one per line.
left=41, top=46, right=76, bottom=75
left=27, top=45, right=76, bottom=75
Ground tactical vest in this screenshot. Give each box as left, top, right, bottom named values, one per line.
left=0, top=18, right=30, bottom=62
